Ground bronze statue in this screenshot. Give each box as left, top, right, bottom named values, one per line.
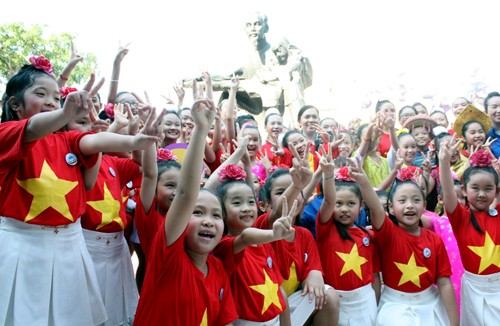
left=183, top=12, right=312, bottom=116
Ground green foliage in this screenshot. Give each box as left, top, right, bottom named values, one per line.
left=0, top=23, right=98, bottom=85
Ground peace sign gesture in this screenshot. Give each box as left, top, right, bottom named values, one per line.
left=272, top=197, right=297, bottom=242
left=319, top=143, right=335, bottom=177
left=439, top=137, right=462, bottom=164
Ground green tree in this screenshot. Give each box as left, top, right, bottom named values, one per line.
left=0, top=23, right=98, bottom=85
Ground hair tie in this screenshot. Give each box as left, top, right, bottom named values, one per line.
left=469, top=149, right=494, bottom=167
left=103, top=103, right=115, bottom=119
left=28, top=55, right=55, bottom=77
left=218, top=164, right=247, bottom=183
left=335, top=166, right=354, bottom=182
left=157, top=148, right=177, bottom=162
left=396, top=166, right=421, bottom=183
left=60, top=87, right=78, bottom=100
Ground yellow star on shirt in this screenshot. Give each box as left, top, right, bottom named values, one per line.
left=394, top=252, right=428, bottom=287
left=87, top=183, right=124, bottom=230
left=468, top=232, right=500, bottom=274
left=336, top=243, right=368, bottom=280
left=282, top=262, right=300, bottom=296
left=199, top=308, right=207, bottom=326
left=17, top=160, right=78, bottom=222
left=249, top=269, right=282, bottom=315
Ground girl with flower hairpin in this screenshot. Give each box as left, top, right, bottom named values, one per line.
left=0, top=56, right=162, bottom=325
left=440, top=139, right=500, bottom=324
left=315, top=156, right=381, bottom=326
left=367, top=161, right=458, bottom=325
left=254, top=143, right=340, bottom=325
left=134, top=98, right=239, bottom=325
left=210, top=162, right=299, bottom=325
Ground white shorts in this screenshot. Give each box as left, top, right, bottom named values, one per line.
left=376, top=286, right=449, bottom=326
left=460, top=271, right=500, bottom=326
left=0, top=217, right=107, bottom=326
left=83, top=229, right=138, bottom=326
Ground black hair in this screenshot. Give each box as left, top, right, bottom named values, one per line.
left=2, top=65, right=55, bottom=123
left=157, top=160, right=181, bottom=182
left=356, top=123, right=369, bottom=142
left=260, top=168, right=290, bottom=204
left=462, top=166, right=499, bottom=233
left=264, top=113, right=281, bottom=125
left=297, top=105, right=319, bottom=122
left=388, top=180, right=426, bottom=226
left=375, top=100, right=392, bottom=112
left=430, top=110, right=449, bottom=122
left=164, top=109, right=182, bottom=123
left=236, top=114, right=257, bottom=128
left=398, top=106, right=417, bottom=120
left=199, top=187, right=225, bottom=218
left=412, top=102, right=427, bottom=112
left=484, top=91, right=500, bottom=113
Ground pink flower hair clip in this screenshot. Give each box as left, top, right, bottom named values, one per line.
left=469, top=149, right=494, bottom=167
left=335, top=166, right=354, bottom=182
left=218, top=164, right=247, bottom=183
left=103, top=103, right=115, bottom=119
left=396, top=166, right=422, bottom=183
left=29, top=55, right=55, bottom=77
left=60, top=87, right=78, bottom=100
left=157, top=148, right=177, bottom=162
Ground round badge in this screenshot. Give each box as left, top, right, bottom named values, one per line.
left=267, top=257, right=273, bottom=269
left=423, top=248, right=431, bottom=258
left=109, top=167, right=116, bottom=177
left=126, top=181, right=133, bottom=189
left=304, top=253, right=309, bottom=263
left=489, top=209, right=498, bottom=217
left=363, top=237, right=370, bottom=247
left=219, top=288, right=224, bottom=301
left=65, top=153, right=78, bottom=166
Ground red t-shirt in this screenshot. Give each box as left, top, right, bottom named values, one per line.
left=316, top=215, right=379, bottom=291
left=377, top=133, right=391, bottom=158
left=376, top=217, right=452, bottom=292
left=214, top=236, right=286, bottom=322
left=0, top=119, right=98, bottom=225
left=134, top=196, right=165, bottom=259
left=254, top=213, right=323, bottom=296
left=205, top=148, right=223, bottom=175
left=261, top=141, right=293, bottom=168
left=446, top=203, right=500, bottom=275
left=82, top=155, right=140, bottom=232
left=135, top=223, right=238, bottom=325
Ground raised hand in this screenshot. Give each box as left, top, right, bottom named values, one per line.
left=89, top=107, right=109, bottom=133
left=439, top=137, right=462, bottom=164
left=69, top=40, right=83, bottom=66
left=319, top=143, right=335, bottom=177
left=64, top=73, right=103, bottom=120
left=272, top=197, right=297, bottom=242
left=191, top=98, right=217, bottom=130
left=289, top=141, right=313, bottom=189
left=347, top=157, right=370, bottom=185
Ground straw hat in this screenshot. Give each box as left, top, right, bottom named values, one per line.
left=402, top=114, right=438, bottom=131
left=452, top=105, right=491, bottom=138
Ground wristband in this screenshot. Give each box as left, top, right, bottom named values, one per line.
left=59, top=74, right=68, bottom=81
left=324, top=174, right=335, bottom=180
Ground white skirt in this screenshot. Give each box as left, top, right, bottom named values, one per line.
left=233, top=315, right=280, bottom=326
left=460, top=271, right=500, bottom=326
left=288, top=284, right=333, bottom=326
left=337, top=283, right=377, bottom=326
left=0, top=216, right=107, bottom=326
left=83, top=229, right=138, bottom=326
left=376, top=286, right=449, bottom=326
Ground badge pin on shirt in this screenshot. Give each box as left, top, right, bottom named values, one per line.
left=65, top=153, right=78, bottom=166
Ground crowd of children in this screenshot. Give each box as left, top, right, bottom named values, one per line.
left=0, top=48, right=499, bottom=326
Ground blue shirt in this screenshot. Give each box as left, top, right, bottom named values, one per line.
left=487, top=127, right=500, bottom=158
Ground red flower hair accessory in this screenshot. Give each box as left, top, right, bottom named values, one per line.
left=218, top=164, right=247, bottom=183
left=469, top=149, right=494, bottom=167
left=29, top=55, right=54, bottom=77
left=335, top=166, right=354, bottom=182
left=103, top=103, right=115, bottom=118
left=396, top=166, right=422, bottom=183
left=157, top=148, right=177, bottom=162
left=60, top=87, right=78, bottom=100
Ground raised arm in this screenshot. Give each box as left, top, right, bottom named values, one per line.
left=164, top=98, right=216, bottom=246
left=318, top=145, right=336, bottom=224
left=439, top=138, right=461, bottom=214
left=222, top=75, right=239, bottom=142
left=107, top=46, right=129, bottom=104
left=349, top=158, right=386, bottom=230
left=56, top=40, right=83, bottom=88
